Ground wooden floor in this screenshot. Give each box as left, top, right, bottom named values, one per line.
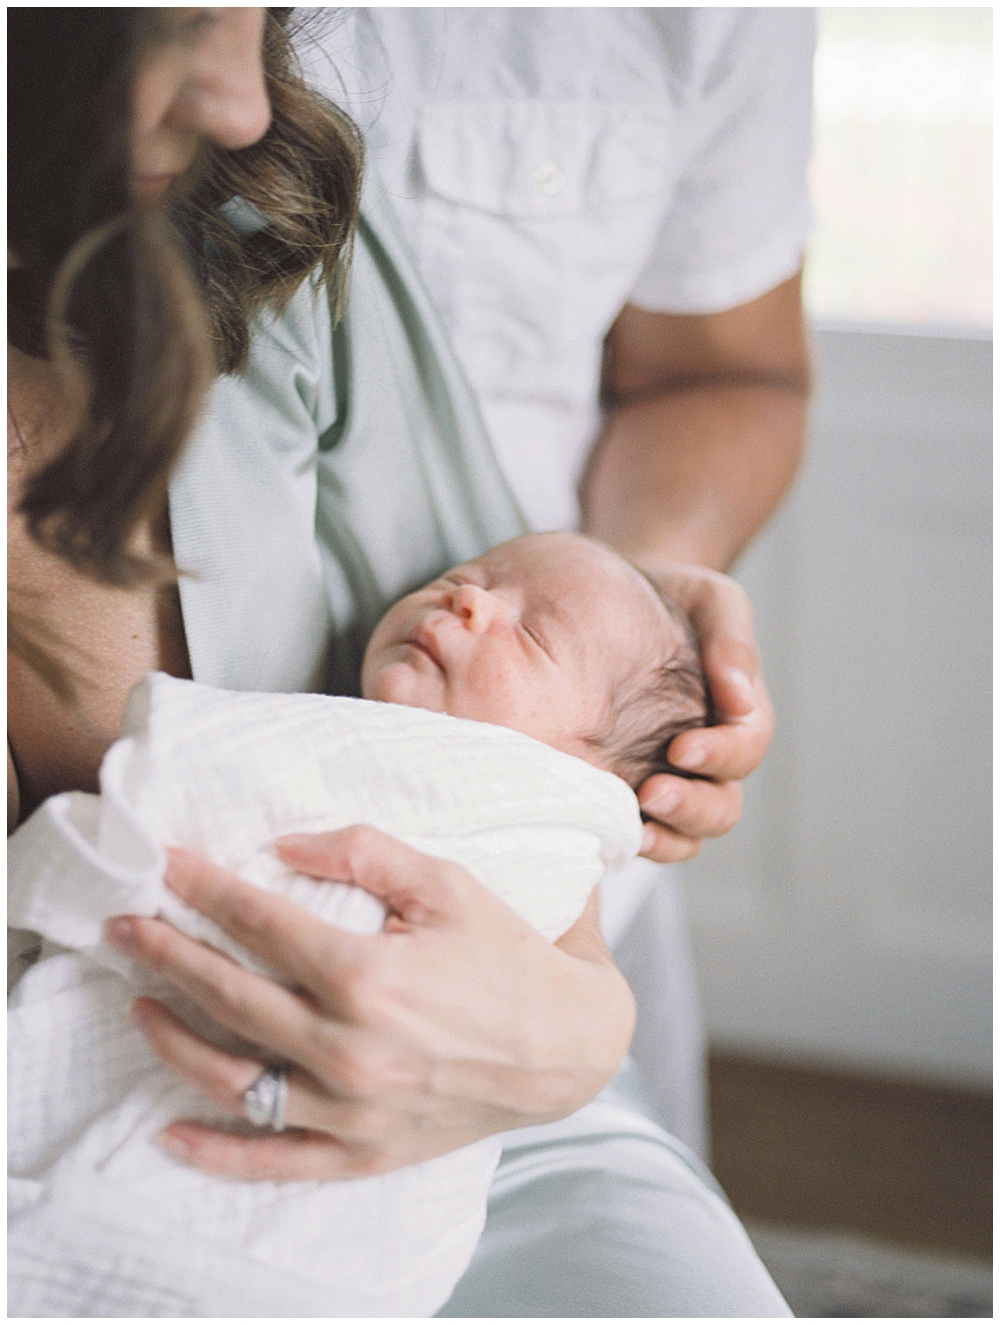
left=707, top=1053, right=992, bottom=1260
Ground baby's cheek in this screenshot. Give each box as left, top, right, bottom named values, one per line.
left=480, top=686, right=559, bottom=744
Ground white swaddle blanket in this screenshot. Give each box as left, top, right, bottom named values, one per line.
left=8, top=673, right=641, bottom=1319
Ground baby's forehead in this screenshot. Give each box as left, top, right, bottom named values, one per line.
left=606, top=581, right=685, bottom=654
left=556, top=553, right=685, bottom=655
left=487, top=533, right=634, bottom=587
left=473, top=535, right=683, bottom=641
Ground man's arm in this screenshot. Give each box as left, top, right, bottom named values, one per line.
left=582, top=272, right=810, bottom=574
left=579, top=272, right=811, bottom=860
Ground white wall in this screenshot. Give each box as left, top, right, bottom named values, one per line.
left=682, top=328, right=991, bottom=1088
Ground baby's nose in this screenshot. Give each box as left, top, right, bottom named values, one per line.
left=449, top=583, right=497, bottom=632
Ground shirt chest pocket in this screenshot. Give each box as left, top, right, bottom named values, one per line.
left=414, top=100, right=676, bottom=402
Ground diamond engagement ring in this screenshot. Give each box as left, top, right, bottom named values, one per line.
left=243, top=1064, right=290, bottom=1131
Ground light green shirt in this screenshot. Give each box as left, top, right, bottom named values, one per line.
left=169, top=168, right=526, bottom=699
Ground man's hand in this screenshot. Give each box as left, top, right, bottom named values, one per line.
left=632, top=560, right=773, bottom=862
left=580, top=274, right=808, bottom=856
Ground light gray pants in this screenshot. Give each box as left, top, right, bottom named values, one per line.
left=438, top=1062, right=791, bottom=1318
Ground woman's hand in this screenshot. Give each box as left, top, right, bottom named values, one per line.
left=106, top=828, right=636, bottom=1180
left=634, top=561, right=774, bottom=863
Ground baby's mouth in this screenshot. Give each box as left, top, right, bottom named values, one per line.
left=407, top=626, right=445, bottom=673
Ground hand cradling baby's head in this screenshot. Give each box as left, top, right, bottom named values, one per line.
left=361, top=532, right=709, bottom=788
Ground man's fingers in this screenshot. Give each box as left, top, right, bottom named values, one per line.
left=703, top=648, right=767, bottom=721
left=637, top=820, right=704, bottom=865
left=692, top=592, right=767, bottom=723
left=641, top=559, right=773, bottom=752
left=667, top=704, right=772, bottom=783
left=698, top=628, right=773, bottom=747
left=638, top=773, right=743, bottom=842
left=675, top=563, right=755, bottom=641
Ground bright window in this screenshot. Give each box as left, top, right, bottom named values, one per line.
left=804, top=7, right=992, bottom=330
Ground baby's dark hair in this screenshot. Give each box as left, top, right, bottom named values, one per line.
left=589, top=579, right=714, bottom=791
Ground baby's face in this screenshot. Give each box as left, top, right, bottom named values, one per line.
left=361, top=533, right=678, bottom=764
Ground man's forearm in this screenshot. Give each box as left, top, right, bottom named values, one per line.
left=580, top=379, right=807, bottom=574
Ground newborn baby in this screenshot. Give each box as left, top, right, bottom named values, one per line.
left=363, top=531, right=709, bottom=788
left=8, top=533, right=708, bottom=1319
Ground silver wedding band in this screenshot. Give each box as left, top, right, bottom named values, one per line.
left=243, top=1064, right=290, bottom=1131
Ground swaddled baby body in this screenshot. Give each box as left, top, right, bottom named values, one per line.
left=8, top=533, right=708, bottom=1318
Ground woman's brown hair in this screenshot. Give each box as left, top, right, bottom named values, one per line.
left=8, top=7, right=363, bottom=589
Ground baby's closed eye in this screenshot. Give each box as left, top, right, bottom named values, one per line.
left=521, top=621, right=553, bottom=658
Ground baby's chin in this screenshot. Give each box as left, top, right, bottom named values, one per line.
left=361, top=659, right=446, bottom=714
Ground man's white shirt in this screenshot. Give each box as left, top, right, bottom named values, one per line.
left=302, top=7, right=814, bottom=528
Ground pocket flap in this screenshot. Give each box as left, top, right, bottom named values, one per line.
left=418, top=100, right=670, bottom=219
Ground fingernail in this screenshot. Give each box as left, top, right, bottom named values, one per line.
left=673, top=744, right=706, bottom=771
left=640, top=824, right=659, bottom=855
left=159, top=1131, right=192, bottom=1161
left=726, top=668, right=755, bottom=703
left=162, top=850, right=194, bottom=895
left=128, top=1000, right=149, bottom=1029
left=105, top=917, right=135, bottom=952
left=274, top=833, right=313, bottom=850
left=640, top=787, right=681, bottom=817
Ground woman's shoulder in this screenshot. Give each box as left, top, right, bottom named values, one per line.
left=210, top=274, right=337, bottom=439
left=249, top=274, right=335, bottom=377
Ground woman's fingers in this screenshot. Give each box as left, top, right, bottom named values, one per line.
left=113, top=917, right=417, bottom=1096
left=106, top=913, right=320, bottom=1062
left=161, top=847, right=373, bottom=998
left=131, top=997, right=425, bottom=1140
left=159, top=1125, right=378, bottom=1181
left=161, top=827, right=468, bottom=991
left=552, top=888, right=614, bottom=964
left=158, top=1120, right=484, bottom=1182
left=129, top=997, right=387, bottom=1136
left=108, top=827, right=639, bottom=1180
left=130, top=997, right=264, bottom=1112
left=274, top=824, right=467, bottom=926
left=130, top=997, right=497, bottom=1180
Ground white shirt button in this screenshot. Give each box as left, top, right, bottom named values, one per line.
left=531, top=159, right=567, bottom=195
